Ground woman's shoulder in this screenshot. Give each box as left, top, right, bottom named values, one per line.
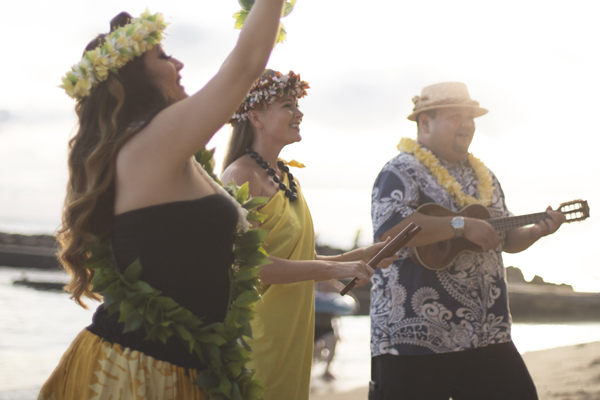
left=221, top=158, right=264, bottom=196
left=116, top=123, right=169, bottom=174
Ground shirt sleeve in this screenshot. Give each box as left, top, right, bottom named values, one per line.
left=489, top=170, right=513, bottom=218
left=489, top=171, right=513, bottom=247
left=371, top=162, right=420, bottom=241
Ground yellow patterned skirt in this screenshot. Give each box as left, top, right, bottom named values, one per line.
left=38, top=329, right=206, bottom=400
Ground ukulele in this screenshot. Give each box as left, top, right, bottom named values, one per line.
left=410, top=199, right=590, bottom=271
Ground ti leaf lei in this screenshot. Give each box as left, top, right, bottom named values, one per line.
left=233, top=0, right=296, bottom=44
left=83, top=148, right=270, bottom=400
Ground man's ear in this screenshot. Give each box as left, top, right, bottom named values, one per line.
left=248, top=110, right=262, bottom=130
left=417, top=113, right=431, bottom=133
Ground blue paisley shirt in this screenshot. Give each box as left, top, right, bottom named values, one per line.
left=370, top=151, right=513, bottom=357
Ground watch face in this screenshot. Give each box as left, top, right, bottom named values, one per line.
left=451, top=217, right=465, bottom=229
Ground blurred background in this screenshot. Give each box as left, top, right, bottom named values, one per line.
left=2, top=0, right=598, bottom=291
left=1, top=1, right=599, bottom=398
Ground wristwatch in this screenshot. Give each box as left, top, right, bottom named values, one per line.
left=451, top=216, right=465, bottom=238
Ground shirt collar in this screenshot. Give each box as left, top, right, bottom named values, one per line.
left=416, top=141, right=470, bottom=169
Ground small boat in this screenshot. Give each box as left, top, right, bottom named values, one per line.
left=12, top=279, right=66, bottom=292
left=315, top=291, right=358, bottom=315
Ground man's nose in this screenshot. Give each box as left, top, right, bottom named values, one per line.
left=461, top=119, right=474, bottom=128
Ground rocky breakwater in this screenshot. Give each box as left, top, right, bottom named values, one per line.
left=5, top=235, right=600, bottom=322
left=0, top=232, right=60, bottom=270
left=506, top=266, right=600, bottom=322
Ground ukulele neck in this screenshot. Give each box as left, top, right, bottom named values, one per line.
left=488, top=212, right=549, bottom=232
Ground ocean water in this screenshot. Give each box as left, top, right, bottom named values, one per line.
left=314, top=315, right=600, bottom=394
left=2, top=266, right=600, bottom=398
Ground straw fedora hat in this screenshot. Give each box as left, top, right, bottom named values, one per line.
left=407, top=82, right=488, bottom=121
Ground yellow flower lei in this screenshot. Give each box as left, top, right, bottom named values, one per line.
left=397, top=137, right=494, bottom=207
left=61, top=10, right=167, bottom=101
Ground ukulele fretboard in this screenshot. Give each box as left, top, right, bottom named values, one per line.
left=488, top=212, right=548, bottom=232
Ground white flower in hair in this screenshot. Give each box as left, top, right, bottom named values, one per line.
left=229, top=70, right=309, bottom=124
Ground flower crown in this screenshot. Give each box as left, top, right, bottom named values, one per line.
left=61, top=10, right=167, bottom=101
left=230, top=70, right=309, bottom=123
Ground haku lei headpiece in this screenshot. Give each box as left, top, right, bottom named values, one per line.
left=61, top=10, right=167, bottom=101
left=234, top=0, right=296, bottom=44
left=397, top=137, right=494, bottom=207
left=230, top=70, right=309, bottom=123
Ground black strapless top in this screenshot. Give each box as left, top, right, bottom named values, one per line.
left=87, top=194, right=238, bottom=369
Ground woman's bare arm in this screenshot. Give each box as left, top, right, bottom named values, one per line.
left=259, top=257, right=374, bottom=287
left=133, top=0, right=287, bottom=170
left=222, top=171, right=378, bottom=287
left=316, top=237, right=397, bottom=269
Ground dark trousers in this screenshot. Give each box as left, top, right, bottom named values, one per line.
left=369, top=341, right=538, bottom=400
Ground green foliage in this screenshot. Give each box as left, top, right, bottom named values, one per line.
left=282, top=0, right=296, bottom=17
left=233, top=0, right=296, bottom=45
left=82, top=149, right=269, bottom=399
left=242, top=196, right=268, bottom=211
left=123, top=259, right=142, bottom=284
left=233, top=10, right=249, bottom=30
left=195, top=148, right=220, bottom=184
left=238, top=0, right=255, bottom=11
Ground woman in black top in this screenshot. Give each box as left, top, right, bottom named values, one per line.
left=39, top=2, right=286, bottom=399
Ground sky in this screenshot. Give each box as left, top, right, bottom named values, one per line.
left=1, top=0, right=599, bottom=291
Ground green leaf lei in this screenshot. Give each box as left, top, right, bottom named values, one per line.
left=84, top=148, right=270, bottom=400
left=233, top=0, right=297, bottom=44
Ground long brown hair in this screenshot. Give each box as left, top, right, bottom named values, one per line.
left=222, top=118, right=255, bottom=171
left=222, top=69, right=279, bottom=171
left=57, top=12, right=170, bottom=308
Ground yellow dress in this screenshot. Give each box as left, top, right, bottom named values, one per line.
left=247, top=175, right=316, bottom=400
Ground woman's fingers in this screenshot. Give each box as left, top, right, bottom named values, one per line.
left=365, top=262, right=375, bottom=277
left=374, top=253, right=398, bottom=269
left=336, top=259, right=382, bottom=288
left=363, top=237, right=391, bottom=261
left=352, top=261, right=375, bottom=287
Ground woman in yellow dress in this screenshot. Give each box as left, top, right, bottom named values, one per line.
left=221, top=69, right=396, bottom=400
left=39, top=3, right=286, bottom=399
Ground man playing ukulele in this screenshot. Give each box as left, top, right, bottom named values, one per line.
left=369, top=82, right=565, bottom=400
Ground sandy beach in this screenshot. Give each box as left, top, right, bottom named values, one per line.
left=2, top=266, right=600, bottom=399
left=311, top=341, right=600, bottom=400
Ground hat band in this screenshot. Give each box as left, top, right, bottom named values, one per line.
left=413, top=97, right=480, bottom=112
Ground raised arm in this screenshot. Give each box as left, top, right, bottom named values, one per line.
left=138, top=0, right=287, bottom=168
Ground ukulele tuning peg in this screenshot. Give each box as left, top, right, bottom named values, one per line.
left=558, top=199, right=590, bottom=222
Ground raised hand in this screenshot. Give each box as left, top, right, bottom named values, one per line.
left=234, top=0, right=297, bottom=44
